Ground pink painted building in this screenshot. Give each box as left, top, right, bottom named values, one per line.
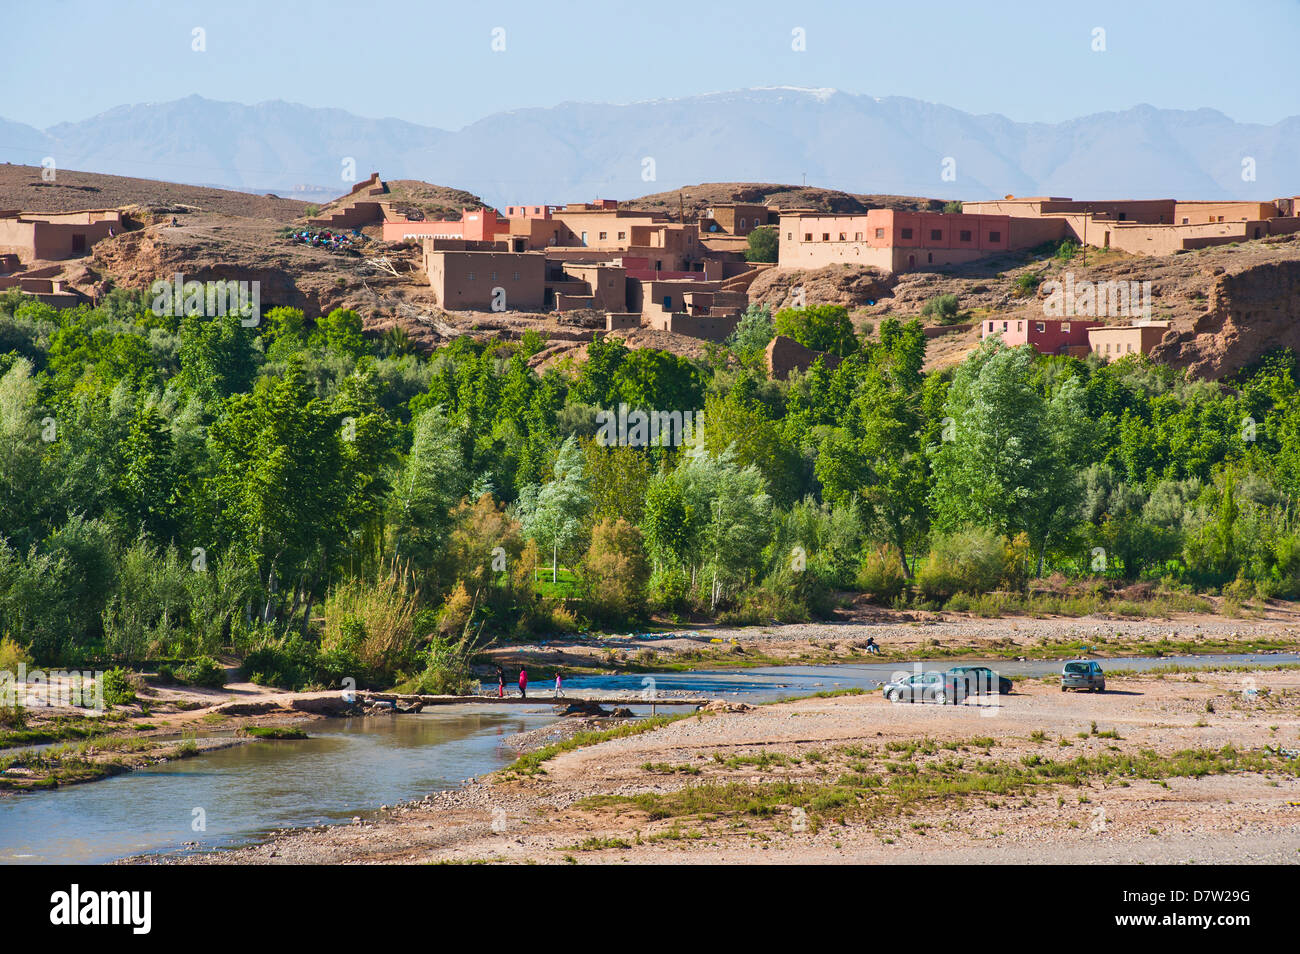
left=382, top=208, right=509, bottom=243
left=981, top=316, right=1102, bottom=356
left=778, top=208, right=1015, bottom=272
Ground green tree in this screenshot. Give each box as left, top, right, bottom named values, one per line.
left=516, top=436, right=591, bottom=581
left=773, top=304, right=858, bottom=357
left=744, top=226, right=779, bottom=263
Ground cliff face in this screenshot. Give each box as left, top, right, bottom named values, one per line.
left=1151, top=259, right=1300, bottom=379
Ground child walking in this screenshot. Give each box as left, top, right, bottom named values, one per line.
left=554, top=668, right=564, bottom=699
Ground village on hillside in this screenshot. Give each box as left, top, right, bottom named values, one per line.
left=4, top=165, right=1300, bottom=380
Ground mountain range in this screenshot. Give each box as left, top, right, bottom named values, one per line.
left=2, top=88, right=1296, bottom=207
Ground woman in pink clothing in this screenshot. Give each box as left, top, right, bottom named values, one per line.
left=518, top=668, right=528, bottom=699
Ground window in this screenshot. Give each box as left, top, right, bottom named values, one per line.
left=959, top=229, right=972, bottom=242
left=804, top=233, right=813, bottom=241
left=988, top=231, right=1001, bottom=243
left=1118, top=212, right=1126, bottom=221
left=875, top=228, right=885, bottom=239
left=1036, top=322, right=1045, bottom=333
left=1182, top=218, right=1189, bottom=224
left=1016, top=321, right=1023, bottom=331
left=1106, top=343, right=1111, bottom=354
left=1127, top=342, right=1133, bottom=352
left=854, top=232, right=863, bottom=240
left=490, top=271, right=497, bottom=281
left=599, top=231, right=607, bottom=240
left=739, top=218, right=746, bottom=229
left=822, top=233, right=830, bottom=241
left=1001, top=321, right=1008, bottom=331
left=513, top=271, right=520, bottom=281
left=988, top=322, right=994, bottom=332
left=618, top=231, right=626, bottom=240
left=901, top=228, right=913, bottom=239
left=662, top=295, right=672, bottom=310
left=930, top=229, right=942, bottom=240
left=467, top=272, right=476, bottom=281
left=1062, top=322, right=1071, bottom=332
left=839, top=232, right=846, bottom=241
left=788, top=232, right=793, bottom=240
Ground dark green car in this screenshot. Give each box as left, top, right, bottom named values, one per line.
left=946, top=666, right=1013, bottom=697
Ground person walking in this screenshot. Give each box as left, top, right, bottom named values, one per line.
left=518, top=668, right=528, bottom=699
left=495, top=664, right=505, bottom=698
left=554, top=668, right=564, bottom=699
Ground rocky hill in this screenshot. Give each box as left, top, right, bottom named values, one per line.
left=0, top=163, right=308, bottom=220
left=627, top=182, right=942, bottom=218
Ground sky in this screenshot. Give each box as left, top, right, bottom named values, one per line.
left=4, top=0, right=1299, bottom=130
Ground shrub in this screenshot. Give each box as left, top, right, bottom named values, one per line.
left=916, top=528, right=1007, bottom=601
left=242, top=633, right=321, bottom=690
left=1054, top=238, right=1080, bottom=261
left=100, top=667, right=138, bottom=707
left=579, top=519, right=651, bottom=623
left=322, top=563, right=419, bottom=679
left=648, top=566, right=691, bottom=614
left=1012, top=273, right=1042, bottom=297
left=0, top=635, right=33, bottom=673
left=436, top=580, right=474, bottom=636
left=920, top=294, right=961, bottom=324
left=943, top=201, right=963, bottom=214
left=171, top=656, right=226, bottom=689
left=856, top=546, right=907, bottom=602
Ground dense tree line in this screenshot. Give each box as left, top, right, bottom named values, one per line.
left=2, top=288, right=1298, bottom=687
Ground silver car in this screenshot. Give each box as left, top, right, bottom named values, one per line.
left=1061, top=660, right=1105, bottom=692
left=883, top=670, right=952, bottom=705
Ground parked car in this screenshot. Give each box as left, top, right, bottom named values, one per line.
left=1061, top=660, right=1106, bottom=692
left=883, top=670, right=956, bottom=705
left=947, top=666, right=1013, bottom=697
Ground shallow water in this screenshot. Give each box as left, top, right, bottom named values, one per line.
left=2, top=652, right=1295, bottom=864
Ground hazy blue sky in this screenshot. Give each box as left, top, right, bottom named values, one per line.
left=6, top=0, right=1298, bottom=129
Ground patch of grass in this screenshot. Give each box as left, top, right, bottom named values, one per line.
left=581, top=744, right=1295, bottom=829
left=243, top=726, right=309, bottom=740
left=568, top=836, right=632, bottom=851
left=502, top=714, right=688, bottom=776
left=641, top=761, right=700, bottom=775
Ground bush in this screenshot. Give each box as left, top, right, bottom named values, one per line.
left=322, top=564, right=420, bottom=679
left=579, top=519, right=650, bottom=623
left=171, top=655, right=226, bottom=688
left=920, top=294, right=961, bottom=324
left=648, top=566, right=692, bottom=614
left=1013, top=273, right=1042, bottom=297
left=0, top=634, right=33, bottom=673
left=1054, top=238, right=1080, bottom=261
left=242, top=633, right=321, bottom=690
left=916, top=528, right=1008, bottom=601
left=100, top=667, right=138, bottom=707
left=856, top=546, right=907, bottom=602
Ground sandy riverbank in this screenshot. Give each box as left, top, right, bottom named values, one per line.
left=143, top=663, right=1300, bottom=865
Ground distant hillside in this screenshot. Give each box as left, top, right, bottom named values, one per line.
left=627, top=182, right=943, bottom=218
left=4, top=90, right=1297, bottom=206
left=0, top=164, right=308, bottom=220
